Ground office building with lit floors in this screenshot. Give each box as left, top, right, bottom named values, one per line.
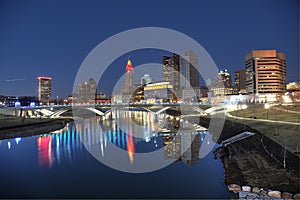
left=180, top=50, right=201, bottom=102
left=144, top=82, right=176, bottom=103
left=245, top=50, right=286, bottom=102
left=77, top=78, right=97, bottom=103
left=211, top=69, right=233, bottom=96
left=234, top=69, right=246, bottom=94
left=37, top=77, right=52, bottom=104
left=162, top=53, right=181, bottom=98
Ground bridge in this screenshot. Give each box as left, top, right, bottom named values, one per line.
left=1, top=103, right=212, bottom=120
left=15, top=104, right=174, bottom=119
left=222, top=131, right=256, bottom=147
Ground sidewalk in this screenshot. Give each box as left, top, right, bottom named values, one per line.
left=273, top=107, right=300, bottom=114
left=226, top=113, right=300, bottom=126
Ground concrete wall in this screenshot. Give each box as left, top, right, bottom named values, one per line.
left=0, top=107, right=20, bottom=116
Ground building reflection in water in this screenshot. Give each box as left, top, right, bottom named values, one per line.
left=164, top=133, right=202, bottom=165
left=33, top=110, right=209, bottom=168
left=126, top=131, right=135, bottom=163
left=37, top=135, right=53, bottom=168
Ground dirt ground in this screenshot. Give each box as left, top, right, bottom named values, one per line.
left=200, top=116, right=300, bottom=194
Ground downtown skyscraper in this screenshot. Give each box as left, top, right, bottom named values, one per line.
left=180, top=50, right=200, bottom=101
left=77, top=78, right=97, bottom=103
left=37, top=76, right=52, bottom=104
left=119, top=59, right=136, bottom=103
left=211, top=69, right=233, bottom=96
left=124, top=59, right=134, bottom=93
left=245, top=50, right=286, bottom=95
left=162, top=53, right=180, bottom=98
left=180, top=50, right=200, bottom=89
left=162, top=51, right=200, bottom=100
left=234, top=69, right=246, bottom=94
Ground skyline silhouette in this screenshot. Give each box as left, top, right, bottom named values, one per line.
left=0, top=0, right=298, bottom=98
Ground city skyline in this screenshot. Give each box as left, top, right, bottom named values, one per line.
left=0, top=1, right=299, bottom=198
left=0, top=0, right=299, bottom=98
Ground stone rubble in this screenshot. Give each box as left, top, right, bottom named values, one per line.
left=228, top=184, right=300, bottom=199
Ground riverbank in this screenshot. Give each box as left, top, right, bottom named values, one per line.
left=230, top=104, right=300, bottom=156
left=0, top=114, right=72, bottom=140
left=198, top=115, right=300, bottom=194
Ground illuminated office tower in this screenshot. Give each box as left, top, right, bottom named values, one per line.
left=245, top=50, right=286, bottom=95
left=211, top=69, right=233, bottom=96
left=120, top=59, right=137, bottom=103
left=77, top=78, right=97, bottom=103
left=124, top=59, right=134, bottom=93
left=162, top=53, right=180, bottom=98
left=37, top=76, right=52, bottom=103
left=234, top=69, right=246, bottom=94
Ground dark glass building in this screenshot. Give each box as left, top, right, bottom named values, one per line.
left=234, top=69, right=246, bottom=94
left=162, top=54, right=180, bottom=98
left=180, top=50, right=200, bottom=88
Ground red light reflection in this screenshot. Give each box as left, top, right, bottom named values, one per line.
left=37, top=136, right=53, bottom=168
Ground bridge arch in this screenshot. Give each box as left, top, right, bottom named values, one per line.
left=51, top=107, right=109, bottom=118
left=141, top=106, right=170, bottom=115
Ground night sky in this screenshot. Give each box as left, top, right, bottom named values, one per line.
left=0, top=0, right=299, bottom=98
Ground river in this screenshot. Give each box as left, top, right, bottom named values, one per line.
left=0, top=110, right=231, bottom=198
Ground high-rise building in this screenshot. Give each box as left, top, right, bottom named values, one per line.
left=78, top=78, right=97, bottom=103
left=211, top=69, right=233, bottom=96
left=180, top=50, right=200, bottom=88
left=120, top=59, right=137, bottom=103
left=245, top=50, right=286, bottom=95
left=37, top=77, right=52, bottom=103
left=180, top=50, right=200, bottom=101
left=218, top=69, right=232, bottom=88
left=124, top=59, right=134, bottom=93
left=140, top=74, right=153, bottom=86
left=234, top=69, right=246, bottom=94
left=162, top=53, right=180, bottom=97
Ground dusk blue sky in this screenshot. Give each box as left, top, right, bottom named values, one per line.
left=0, top=0, right=299, bottom=98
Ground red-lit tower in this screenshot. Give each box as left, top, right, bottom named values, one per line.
left=124, top=59, right=134, bottom=93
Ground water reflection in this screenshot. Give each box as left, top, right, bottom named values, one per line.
left=37, top=136, right=53, bottom=168
left=0, top=110, right=231, bottom=198
left=164, top=134, right=201, bottom=165
left=4, top=110, right=211, bottom=168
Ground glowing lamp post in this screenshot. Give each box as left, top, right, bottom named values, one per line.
left=242, top=104, right=247, bottom=130
left=264, top=103, right=270, bottom=120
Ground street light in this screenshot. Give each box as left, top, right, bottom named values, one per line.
left=242, top=104, right=248, bottom=130
left=264, top=103, right=270, bottom=120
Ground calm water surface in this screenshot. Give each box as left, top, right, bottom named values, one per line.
left=0, top=110, right=231, bottom=198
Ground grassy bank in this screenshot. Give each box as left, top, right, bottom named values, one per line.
left=278, top=104, right=300, bottom=112
left=0, top=114, right=54, bottom=130
left=229, top=105, right=300, bottom=155
left=232, top=104, right=300, bottom=123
